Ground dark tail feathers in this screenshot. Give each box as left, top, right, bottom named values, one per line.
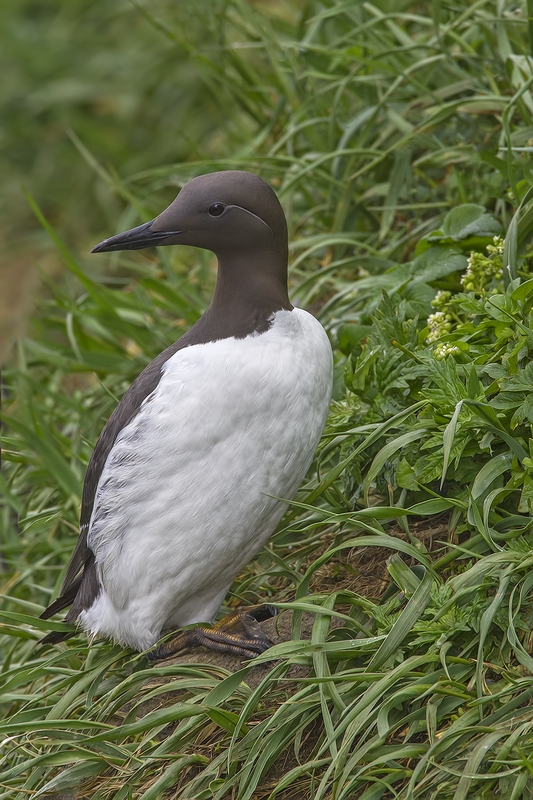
left=39, top=577, right=82, bottom=645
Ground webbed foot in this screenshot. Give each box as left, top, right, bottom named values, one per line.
left=147, top=603, right=278, bottom=661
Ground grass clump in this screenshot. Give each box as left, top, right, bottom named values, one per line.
left=3, top=1, right=533, bottom=798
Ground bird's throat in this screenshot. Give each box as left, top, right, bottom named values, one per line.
left=208, top=250, right=292, bottom=337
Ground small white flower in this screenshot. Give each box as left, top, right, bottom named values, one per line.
left=427, top=311, right=452, bottom=343
left=486, top=235, right=505, bottom=256
left=433, top=343, right=460, bottom=360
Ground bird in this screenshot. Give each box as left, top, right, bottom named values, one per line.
left=40, top=170, right=333, bottom=659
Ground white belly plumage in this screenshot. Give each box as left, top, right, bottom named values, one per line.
left=79, top=308, right=333, bottom=650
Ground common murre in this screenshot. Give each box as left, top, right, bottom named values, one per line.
left=41, top=170, right=333, bottom=658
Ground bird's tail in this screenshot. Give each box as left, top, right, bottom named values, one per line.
left=39, top=577, right=81, bottom=644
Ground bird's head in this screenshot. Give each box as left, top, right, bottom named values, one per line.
left=91, top=171, right=288, bottom=260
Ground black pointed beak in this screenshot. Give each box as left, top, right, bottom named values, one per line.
left=90, top=220, right=182, bottom=253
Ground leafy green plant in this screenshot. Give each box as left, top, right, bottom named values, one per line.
left=336, top=201, right=533, bottom=515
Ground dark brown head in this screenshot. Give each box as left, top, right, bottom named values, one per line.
left=91, top=170, right=288, bottom=262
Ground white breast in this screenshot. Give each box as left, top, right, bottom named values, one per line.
left=79, top=308, right=333, bottom=649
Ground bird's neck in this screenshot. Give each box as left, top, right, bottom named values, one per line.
left=200, top=248, right=292, bottom=339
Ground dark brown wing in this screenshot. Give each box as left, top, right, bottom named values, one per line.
left=40, top=336, right=191, bottom=634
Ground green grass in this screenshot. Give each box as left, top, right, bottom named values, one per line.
left=3, top=1, right=533, bottom=797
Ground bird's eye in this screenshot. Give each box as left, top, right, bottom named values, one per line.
left=208, top=203, right=225, bottom=217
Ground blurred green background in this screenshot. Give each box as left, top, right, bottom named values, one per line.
left=1, top=0, right=259, bottom=352
left=2, top=0, right=228, bottom=246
